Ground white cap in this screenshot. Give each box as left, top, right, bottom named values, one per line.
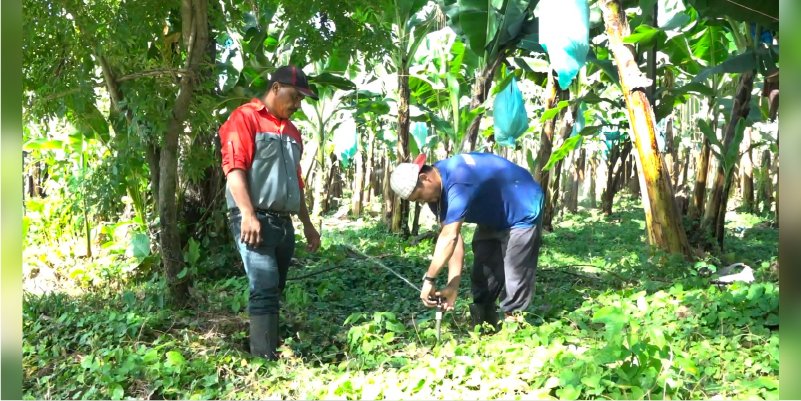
left=390, top=154, right=427, bottom=199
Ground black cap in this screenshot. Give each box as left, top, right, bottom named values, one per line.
left=269, top=65, right=318, bottom=100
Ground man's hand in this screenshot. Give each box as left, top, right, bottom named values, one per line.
left=240, top=210, right=262, bottom=247
left=420, top=280, right=438, bottom=308
left=303, top=223, right=321, bottom=252
left=435, top=282, right=458, bottom=311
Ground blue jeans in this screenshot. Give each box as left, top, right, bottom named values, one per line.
left=228, top=209, right=295, bottom=315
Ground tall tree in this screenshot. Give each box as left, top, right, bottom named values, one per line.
left=702, top=71, right=754, bottom=246
left=599, top=0, right=691, bottom=256
left=158, top=0, right=209, bottom=303
left=376, top=0, right=436, bottom=234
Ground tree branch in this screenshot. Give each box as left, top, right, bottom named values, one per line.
left=36, top=68, right=196, bottom=102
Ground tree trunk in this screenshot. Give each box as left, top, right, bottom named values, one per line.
left=382, top=149, right=394, bottom=225
left=312, top=122, right=326, bottom=220
left=688, top=136, right=711, bottom=220
left=463, top=55, right=505, bottom=152
left=534, top=70, right=565, bottom=184
left=663, top=117, right=680, bottom=189
left=627, top=154, right=640, bottom=196
left=589, top=155, right=598, bottom=209
left=364, top=128, right=375, bottom=204
left=619, top=153, right=629, bottom=192
left=180, top=18, right=224, bottom=245
left=411, top=202, right=422, bottom=236
left=740, top=127, right=755, bottom=213
left=324, top=154, right=340, bottom=213
left=543, top=103, right=576, bottom=229
left=392, top=61, right=411, bottom=234
left=703, top=71, right=754, bottom=247
left=600, top=0, right=691, bottom=256
left=535, top=71, right=568, bottom=230
left=373, top=146, right=383, bottom=198
left=758, top=149, right=772, bottom=214
left=602, top=141, right=630, bottom=215
left=567, top=149, right=585, bottom=213
left=352, top=148, right=365, bottom=216
left=159, top=0, right=208, bottom=305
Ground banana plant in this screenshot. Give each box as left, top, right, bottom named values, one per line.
left=368, top=0, right=438, bottom=233
left=409, top=32, right=480, bottom=155
left=438, top=0, right=542, bottom=151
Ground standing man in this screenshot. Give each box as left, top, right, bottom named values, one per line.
left=390, top=152, right=544, bottom=329
left=219, top=65, right=321, bottom=359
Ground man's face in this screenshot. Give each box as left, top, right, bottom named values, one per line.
left=407, top=173, right=440, bottom=203
left=270, top=83, right=304, bottom=119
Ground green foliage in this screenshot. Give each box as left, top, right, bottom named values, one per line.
left=24, top=198, right=778, bottom=400
left=440, top=0, right=538, bottom=61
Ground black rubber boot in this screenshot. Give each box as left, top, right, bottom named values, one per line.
left=482, top=303, right=500, bottom=330
left=469, top=303, right=485, bottom=329
left=470, top=303, right=499, bottom=332
left=249, top=313, right=279, bottom=360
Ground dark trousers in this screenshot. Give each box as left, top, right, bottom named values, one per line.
left=228, top=209, right=295, bottom=315
left=470, top=220, right=542, bottom=313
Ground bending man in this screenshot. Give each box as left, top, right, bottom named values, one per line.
left=390, top=152, right=544, bottom=328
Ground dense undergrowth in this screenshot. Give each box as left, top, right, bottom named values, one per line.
left=23, top=196, right=779, bottom=399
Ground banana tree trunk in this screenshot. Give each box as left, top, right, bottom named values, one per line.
left=159, top=0, right=208, bottom=305
left=411, top=202, right=422, bottom=236
left=740, top=127, right=755, bottom=213
left=312, top=120, right=327, bottom=220
left=543, top=103, right=577, bottom=229
left=663, top=117, right=680, bottom=188
left=600, top=0, right=691, bottom=256
left=534, top=71, right=564, bottom=184
left=382, top=148, right=394, bottom=225
left=364, top=128, right=376, bottom=204
left=602, top=141, right=631, bottom=215
left=323, top=155, right=337, bottom=212
left=703, top=71, right=754, bottom=247
left=567, top=149, right=586, bottom=213
left=689, top=135, right=711, bottom=219
left=758, top=149, right=771, bottom=214
left=627, top=154, right=641, bottom=196
left=352, top=148, right=365, bottom=216
left=589, top=155, right=598, bottom=208
left=392, top=62, right=411, bottom=234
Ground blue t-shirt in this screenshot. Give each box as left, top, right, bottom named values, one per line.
left=428, top=153, right=544, bottom=229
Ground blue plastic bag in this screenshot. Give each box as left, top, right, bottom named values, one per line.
left=537, top=0, right=590, bottom=90
left=493, top=76, right=529, bottom=147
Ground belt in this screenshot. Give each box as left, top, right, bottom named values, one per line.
left=230, top=207, right=292, bottom=219
left=255, top=208, right=292, bottom=218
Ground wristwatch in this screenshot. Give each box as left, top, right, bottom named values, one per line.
left=423, top=275, right=436, bottom=284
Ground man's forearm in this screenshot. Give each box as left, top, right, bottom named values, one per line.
left=445, top=234, right=464, bottom=286
left=427, top=222, right=462, bottom=278
left=227, top=170, right=255, bottom=213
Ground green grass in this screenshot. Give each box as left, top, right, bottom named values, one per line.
left=22, top=196, right=779, bottom=400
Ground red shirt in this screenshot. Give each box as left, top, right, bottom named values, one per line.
left=219, top=98, right=305, bottom=189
